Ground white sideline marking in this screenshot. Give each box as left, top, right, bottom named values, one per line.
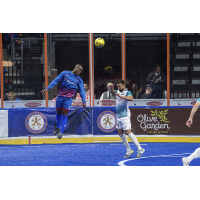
left=118, top=153, right=191, bottom=166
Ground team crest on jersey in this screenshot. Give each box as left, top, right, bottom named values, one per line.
left=25, top=112, right=47, bottom=134
left=97, top=111, right=116, bottom=132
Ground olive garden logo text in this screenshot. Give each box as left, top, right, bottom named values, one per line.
left=137, top=109, right=170, bottom=132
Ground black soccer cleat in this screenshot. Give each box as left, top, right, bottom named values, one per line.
left=57, top=132, right=62, bottom=139
left=54, top=127, right=60, bottom=135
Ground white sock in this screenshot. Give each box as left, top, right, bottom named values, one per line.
left=187, top=147, right=200, bottom=163
left=119, top=134, right=131, bottom=151
left=128, top=132, right=142, bottom=150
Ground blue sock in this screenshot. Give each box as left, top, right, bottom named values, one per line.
left=60, top=115, right=68, bottom=133
left=56, top=114, right=62, bottom=129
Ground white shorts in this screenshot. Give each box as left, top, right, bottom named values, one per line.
left=116, top=116, right=131, bottom=130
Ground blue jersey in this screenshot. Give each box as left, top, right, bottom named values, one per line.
left=46, top=71, right=86, bottom=104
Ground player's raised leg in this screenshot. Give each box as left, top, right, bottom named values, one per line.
left=125, top=130, right=145, bottom=158
left=182, top=147, right=200, bottom=166
left=122, top=116, right=145, bottom=158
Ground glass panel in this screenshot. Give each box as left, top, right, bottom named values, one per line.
left=170, top=33, right=200, bottom=104
left=51, top=33, right=89, bottom=107
left=3, top=33, right=45, bottom=108
left=93, top=33, right=121, bottom=106
left=126, top=33, right=167, bottom=104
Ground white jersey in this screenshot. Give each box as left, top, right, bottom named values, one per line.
left=115, top=89, right=133, bottom=118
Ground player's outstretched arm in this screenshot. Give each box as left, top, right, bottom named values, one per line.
left=186, top=101, right=200, bottom=127
left=186, top=119, right=193, bottom=127
left=44, top=71, right=65, bottom=93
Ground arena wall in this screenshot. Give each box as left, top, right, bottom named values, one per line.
left=0, top=106, right=200, bottom=144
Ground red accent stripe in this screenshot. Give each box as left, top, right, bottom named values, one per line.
left=63, top=107, right=70, bottom=112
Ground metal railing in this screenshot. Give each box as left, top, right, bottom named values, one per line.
left=11, top=38, right=44, bottom=61
left=171, top=85, right=200, bottom=99
left=3, top=59, right=43, bottom=100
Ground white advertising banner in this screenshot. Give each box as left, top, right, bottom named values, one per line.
left=128, top=99, right=167, bottom=106
left=170, top=99, right=198, bottom=106
left=94, top=99, right=116, bottom=107
left=3, top=99, right=90, bottom=108
left=94, top=99, right=167, bottom=106
left=72, top=99, right=90, bottom=107
left=0, top=110, right=8, bottom=137
left=3, top=99, right=198, bottom=108
left=4, top=100, right=47, bottom=108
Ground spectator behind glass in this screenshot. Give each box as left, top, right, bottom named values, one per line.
left=7, top=92, right=20, bottom=101
left=141, top=84, right=155, bottom=99
left=100, top=83, right=116, bottom=100
left=51, top=93, right=57, bottom=107
left=75, top=83, right=96, bottom=101
left=146, top=64, right=166, bottom=98
left=131, top=84, right=140, bottom=99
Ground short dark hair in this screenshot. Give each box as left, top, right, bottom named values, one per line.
left=153, top=64, right=161, bottom=72
left=75, top=64, right=83, bottom=70
left=117, top=79, right=126, bottom=85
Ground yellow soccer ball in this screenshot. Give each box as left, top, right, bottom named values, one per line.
left=104, top=66, right=113, bottom=73
left=94, top=38, right=105, bottom=48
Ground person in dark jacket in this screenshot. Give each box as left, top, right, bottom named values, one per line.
left=146, top=64, right=166, bottom=98
left=141, top=84, right=156, bottom=99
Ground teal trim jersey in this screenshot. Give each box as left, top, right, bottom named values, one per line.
left=115, top=89, right=132, bottom=118
left=197, top=98, right=200, bottom=102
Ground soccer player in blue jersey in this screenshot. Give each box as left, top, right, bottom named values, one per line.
left=109, top=80, right=145, bottom=158
left=182, top=100, right=200, bottom=166
left=41, top=64, right=86, bottom=139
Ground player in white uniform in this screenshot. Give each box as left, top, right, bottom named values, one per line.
left=108, top=80, right=145, bottom=158
left=182, top=99, right=200, bottom=166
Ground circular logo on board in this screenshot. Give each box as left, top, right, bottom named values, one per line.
left=97, top=111, right=116, bottom=132
left=25, top=112, right=47, bottom=134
